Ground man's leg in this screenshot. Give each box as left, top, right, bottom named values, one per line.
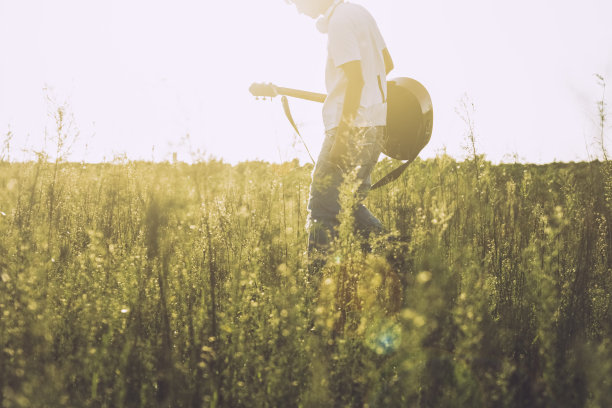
left=354, top=204, right=385, bottom=237
left=306, top=129, right=343, bottom=273
left=351, top=126, right=386, bottom=246
left=307, top=126, right=385, bottom=262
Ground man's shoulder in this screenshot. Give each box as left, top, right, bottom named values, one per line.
left=331, top=2, right=372, bottom=25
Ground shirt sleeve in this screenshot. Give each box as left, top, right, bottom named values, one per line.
left=327, top=13, right=361, bottom=68
left=373, top=25, right=386, bottom=52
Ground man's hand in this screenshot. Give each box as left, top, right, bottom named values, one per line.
left=328, top=60, right=364, bottom=167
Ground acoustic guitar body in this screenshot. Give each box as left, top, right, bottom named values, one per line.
left=385, top=77, right=433, bottom=161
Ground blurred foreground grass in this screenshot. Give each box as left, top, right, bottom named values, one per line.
left=0, top=156, right=611, bottom=407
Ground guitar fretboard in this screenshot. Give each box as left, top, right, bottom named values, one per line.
left=275, top=87, right=326, bottom=104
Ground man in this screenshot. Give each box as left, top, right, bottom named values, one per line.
left=289, top=0, right=394, bottom=266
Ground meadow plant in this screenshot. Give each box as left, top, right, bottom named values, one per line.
left=1, top=129, right=13, bottom=163
left=0, top=139, right=611, bottom=406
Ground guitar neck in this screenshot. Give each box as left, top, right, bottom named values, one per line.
left=276, top=87, right=327, bottom=104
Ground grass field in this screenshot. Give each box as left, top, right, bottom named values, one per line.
left=1, top=153, right=611, bottom=407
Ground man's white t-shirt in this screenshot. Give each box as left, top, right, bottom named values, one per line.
left=322, top=2, right=388, bottom=131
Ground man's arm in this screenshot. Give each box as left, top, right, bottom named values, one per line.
left=383, top=48, right=394, bottom=75
left=329, top=60, right=364, bottom=165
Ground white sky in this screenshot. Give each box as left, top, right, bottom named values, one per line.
left=1, top=0, right=611, bottom=164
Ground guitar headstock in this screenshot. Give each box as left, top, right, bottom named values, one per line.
left=249, top=82, right=279, bottom=99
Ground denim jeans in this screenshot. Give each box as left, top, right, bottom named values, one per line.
left=306, top=126, right=386, bottom=257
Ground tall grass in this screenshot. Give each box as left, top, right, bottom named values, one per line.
left=1, top=150, right=611, bottom=407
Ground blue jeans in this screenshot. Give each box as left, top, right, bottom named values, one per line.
left=306, top=126, right=386, bottom=256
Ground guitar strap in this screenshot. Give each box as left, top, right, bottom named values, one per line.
left=370, top=159, right=412, bottom=190
left=281, top=97, right=412, bottom=190
left=281, top=96, right=316, bottom=165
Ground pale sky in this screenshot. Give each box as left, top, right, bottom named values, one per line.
left=1, top=0, right=611, bottom=164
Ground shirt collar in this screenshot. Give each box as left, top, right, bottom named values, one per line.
left=316, top=0, right=344, bottom=33
left=323, top=0, right=343, bottom=21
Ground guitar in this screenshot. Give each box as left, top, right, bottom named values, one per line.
left=249, top=77, right=433, bottom=162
